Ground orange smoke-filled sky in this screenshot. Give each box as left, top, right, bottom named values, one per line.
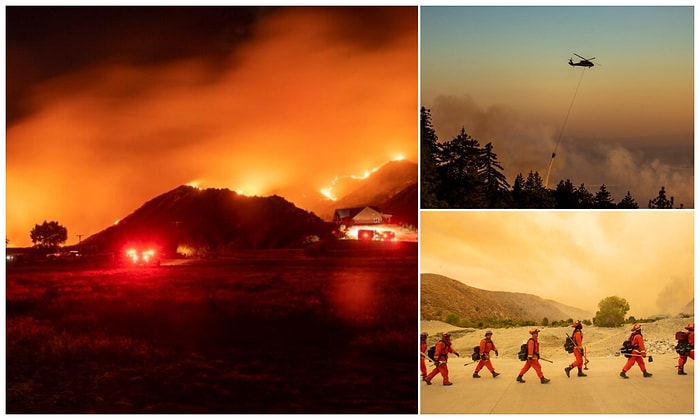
left=421, top=6, right=693, bottom=207
left=6, top=6, right=418, bottom=247
left=421, top=211, right=694, bottom=318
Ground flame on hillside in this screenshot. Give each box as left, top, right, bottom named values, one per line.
left=186, top=181, right=203, bottom=190
left=320, top=155, right=406, bottom=201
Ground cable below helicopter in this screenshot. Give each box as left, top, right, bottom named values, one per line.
left=544, top=53, right=597, bottom=188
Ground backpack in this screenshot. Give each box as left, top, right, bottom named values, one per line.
left=471, top=345, right=480, bottom=361
left=620, top=340, right=633, bottom=358
left=564, top=335, right=575, bottom=353
left=427, top=345, right=437, bottom=361
left=675, top=331, right=691, bottom=356
left=517, top=338, right=533, bottom=361
left=675, top=341, right=692, bottom=356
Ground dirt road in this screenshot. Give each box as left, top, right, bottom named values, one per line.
left=420, top=354, right=693, bottom=414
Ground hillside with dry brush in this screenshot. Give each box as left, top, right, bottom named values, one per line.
left=421, top=273, right=592, bottom=324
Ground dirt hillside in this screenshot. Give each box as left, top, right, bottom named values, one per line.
left=421, top=273, right=592, bottom=323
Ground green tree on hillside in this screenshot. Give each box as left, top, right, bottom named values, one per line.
left=445, top=313, right=460, bottom=326
left=420, top=107, right=442, bottom=208
left=648, top=186, right=674, bottom=209
left=480, top=142, right=511, bottom=207
left=437, top=127, right=484, bottom=207
left=511, top=173, right=526, bottom=208
left=554, top=179, right=578, bottom=208
left=519, top=171, right=555, bottom=208
left=617, top=191, right=639, bottom=209
left=574, top=184, right=594, bottom=208
left=593, top=184, right=616, bottom=209
left=593, top=296, right=630, bottom=327
left=30, top=220, right=68, bottom=250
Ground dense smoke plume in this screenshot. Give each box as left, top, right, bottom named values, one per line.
left=428, top=94, right=693, bottom=207
left=6, top=7, right=418, bottom=246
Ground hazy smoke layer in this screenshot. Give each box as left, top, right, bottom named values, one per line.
left=6, top=7, right=418, bottom=246
left=421, top=211, right=694, bottom=318
left=428, top=94, right=693, bottom=208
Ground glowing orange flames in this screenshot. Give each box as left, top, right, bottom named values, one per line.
left=320, top=155, right=406, bottom=201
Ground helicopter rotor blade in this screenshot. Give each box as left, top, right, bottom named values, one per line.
left=573, top=53, right=595, bottom=61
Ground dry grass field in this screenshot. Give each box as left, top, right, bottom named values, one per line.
left=6, top=248, right=417, bottom=414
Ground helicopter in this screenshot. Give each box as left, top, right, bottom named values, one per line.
left=568, top=53, right=596, bottom=68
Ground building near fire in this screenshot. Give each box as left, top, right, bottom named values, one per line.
left=333, top=207, right=392, bottom=226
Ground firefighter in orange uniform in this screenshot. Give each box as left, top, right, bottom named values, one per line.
left=420, top=332, right=428, bottom=381
left=425, top=332, right=459, bottom=386
left=678, top=323, right=694, bottom=375
left=473, top=330, right=500, bottom=378
left=620, top=323, right=652, bottom=379
left=564, top=320, right=587, bottom=378
left=516, top=328, right=550, bottom=384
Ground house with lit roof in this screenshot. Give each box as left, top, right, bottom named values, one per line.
left=333, top=206, right=392, bottom=226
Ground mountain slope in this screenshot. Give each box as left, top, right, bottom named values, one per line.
left=332, top=160, right=417, bottom=209
left=376, top=181, right=417, bottom=226
left=421, top=273, right=593, bottom=323
left=680, top=299, right=694, bottom=315
left=312, top=160, right=418, bottom=221
left=69, top=159, right=417, bottom=255
left=80, top=185, right=334, bottom=254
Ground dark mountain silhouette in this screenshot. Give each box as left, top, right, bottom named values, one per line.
left=66, top=160, right=417, bottom=257
left=311, top=160, right=418, bottom=224
left=421, top=273, right=593, bottom=323
left=75, top=161, right=418, bottom=254
left=79, top=186, right=335, bottom=255
left=377, top=181, right=418, bottom=227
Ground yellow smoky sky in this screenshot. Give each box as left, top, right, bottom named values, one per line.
left=420, top=211, right=694, bottom=318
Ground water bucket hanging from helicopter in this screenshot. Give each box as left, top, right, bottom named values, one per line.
left=544, top=53, right=600, bottom=188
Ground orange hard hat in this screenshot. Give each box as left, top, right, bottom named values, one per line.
left=631, top=323, right=642, bottom=332
left=529, top=327, right=540, bottom=334
left=686, top=323, right=694, bottom=331
left=572, top=320, right=582, bottom=328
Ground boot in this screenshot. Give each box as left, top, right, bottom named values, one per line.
left=678, top=368, right=687, bottom=375
left=443, top=381, right=453, bottom=386
left=620, top=371, right=629, bottom=379
left=564, top=366, right=571, bottom=377
left=425, top=379, right=432, bottom=385
left=473, top=373, right=480, bottom=378
left=492, top=371, right=500, bottom=378
left=516, top=375, right=526, bottom=383
left=540, top=377, right=550, bottom=384
left=643, top=371, right=653, bottom=378
left=577, top=370, right=587, bottom=377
